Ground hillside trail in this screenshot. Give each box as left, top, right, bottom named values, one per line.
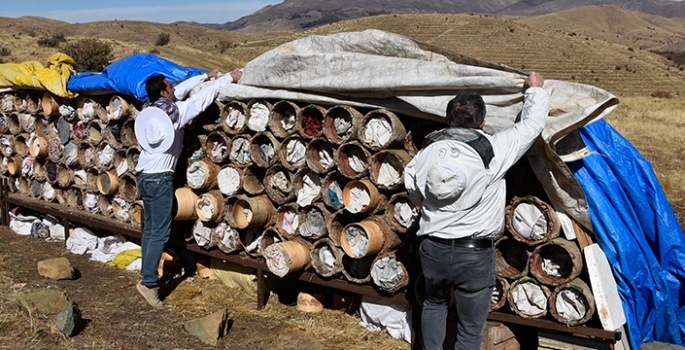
left=0, top=226, right=408, bottom=350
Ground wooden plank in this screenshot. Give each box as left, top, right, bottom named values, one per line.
left=487, top=312, right=620, bottom=342
left=572, top=219, right=594, bottom=250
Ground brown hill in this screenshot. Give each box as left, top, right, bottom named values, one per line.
left=514, top=5, right=685, bottom=53
left=196, top=0, right=685, bottom=33
left=1, top=9, right=684, bottom=97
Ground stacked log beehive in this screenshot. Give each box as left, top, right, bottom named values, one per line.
left=0, top=89, right=598, bottom=326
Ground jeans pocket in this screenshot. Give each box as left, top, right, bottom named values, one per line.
left=460, top=248, right=496, bottom=292
left=419, top=239, right=447, bottom=284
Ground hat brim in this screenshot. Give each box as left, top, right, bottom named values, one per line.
left=135, top=107, right=175, bottom=154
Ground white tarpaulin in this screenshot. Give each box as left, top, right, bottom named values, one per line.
left=217, top=29, right=618, bottom=229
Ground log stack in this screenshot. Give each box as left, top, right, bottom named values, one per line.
left=0, top=90, right=599, bottom=327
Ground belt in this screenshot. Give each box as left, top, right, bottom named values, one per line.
left=427, top=236, right=493, bottom=249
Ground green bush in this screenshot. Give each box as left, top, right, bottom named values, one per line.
left=0, top=47, right=11, bottom=57
left=215, top=40, right=235, bottom=54
left=155, top=33, right=171, bottom=46
left=63, top=38, right=114, bottom=72
left=37, top=33, right=66, bottom=47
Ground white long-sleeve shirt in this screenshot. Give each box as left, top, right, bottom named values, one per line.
left=136, top=74, right=232, bottom=173
left=404, top=87, right=550, bottom=239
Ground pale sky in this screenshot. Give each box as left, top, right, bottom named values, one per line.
left=1, top=0, right=284, bottom=24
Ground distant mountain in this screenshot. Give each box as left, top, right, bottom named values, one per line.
left=178, top=0, right=685, bottom=33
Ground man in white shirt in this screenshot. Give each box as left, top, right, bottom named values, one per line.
left=134, top=68, right=242, bottom=308
left=404, top=72, right=549, bottom=349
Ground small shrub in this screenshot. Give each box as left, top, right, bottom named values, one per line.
left=215, top=40, right=236, bottom=54
left=149, top=48, right=160, bottom=54
left=37, top=33, right=66, bottom=47
left=650, top=91, right=671, bottom=98
left=63, top=38, right=114, bottom=72
left=0, top=47, right=11, bottom=57
left=155, top=33, right=171, bottom=46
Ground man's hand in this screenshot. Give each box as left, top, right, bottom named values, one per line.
left=524, top=71, right=544, bottom=88
left=229, top=68, right=243, bottom=83
left=206, top=68, right=219, bottom=79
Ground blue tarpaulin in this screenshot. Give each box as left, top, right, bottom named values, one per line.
left=66, top=53, right=207, bottom=102
left=571, top=120, right=685, bottom=349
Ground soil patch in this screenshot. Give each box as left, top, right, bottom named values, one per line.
left=0, top=226, right=409, bottom=350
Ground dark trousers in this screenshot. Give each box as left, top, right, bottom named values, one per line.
left=137, top=172, right=174, bottom=288
left=419, top=237, right=496, bottom=350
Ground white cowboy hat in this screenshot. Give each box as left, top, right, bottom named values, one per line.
left=134, top=107, right=174, bottom=154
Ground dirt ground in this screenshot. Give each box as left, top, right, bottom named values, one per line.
left=0, top=226, right=410, bottom=350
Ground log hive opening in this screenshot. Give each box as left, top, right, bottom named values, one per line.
left=549, top=278, right=596, bottom=326
left=369, top=150, right=412, bottom=190
left=104, top=122, right=123, bottom=149
left=217, top=165, right=242, bottom=196
left=7, top=112, right=22, bottom=134
left=86, top=121, right=103, bottom=145
left=268, top=100, right=300, bottom=138
left=242, top=166, right=265, bottom=195
left=186, top=160, right=220, bottom=190
left=249, top=132, right=280, bottom=168
left=298, top=203, right=329, bottom=240
left=119, top=173, right=138, bottom=202
left=246, top=99, right=272, bottom=133
left=259, top=226, right=284, bottom=256
left=239, top=228, right=263, bottom=257
left=55, top=116, right=71, bottom=144
left=45, top=160, right=58, bottom=184
left=129, top=201, right=143, bottom=226
left=297, top=104, right=326, bottom=139
left=63, top=142, right=79, bottom=168
left=264, top=165, right=294, bottom=204
left=341, top=220, right=386, bottom=258
left=384, top=193, right=419, bottom=234
left=336, top=142, right=370, bottom=179
left=193, top=220, right=218, bottom=249
left=360, top=109, right=407, bottom=151
left=112, top=196, right=131, bottom=222
left=41, top=182, right=57, bottom=202
left=342, top=253, right=375, bottom=284
left=0, top=135, right=14, bottom=157
left=21, top=157, right=34, bottom=178
left=229, top=134, right=252, bottom=167
left=56, top=163, right=74, bottom=188
left=98, top=194, right=113, bottom=217
left=32, top=158, right=47, bottom=181
left=77, top=142, right=95, bottom=169
left=321, top=171, right=347, bottom=211
left=29, top=135, right=49, bottom=159
left=97, top=170, right=120, bottom=196
left=85, top=167, right=99, bottom=191
left=490, top=276, right=510, bottom=311
left=294, top=169, right=321, bottom=207
left=205, top=131, right=232, bottom=164
left=323, top=105, right=363, bottom=145
left=305, top=138, right=336, bottom=174
left=223, top=194, right=247, bottom=228
left=529, top=238, right=583, bottom=286
left=73, top=121, right=87, bottom=141
left=221, top=101, right=247, bottom=135
left=279, top=135, right=307, bottom=171
left=327, top=209, right=357, bottom=247
left=108, top=96, right=131, bottom=121
left=47, top=137, right=63, bottom=163
left=196, top=191, right=225, bottom=223
left=66, top=187, right=83, bottom=209
left=83, top=190, right=100, bottom=213
left=77, top=96, right=104, bottom=122
left=342, top=179, right=384, bottom=214
left=276, top=203, right=300, bottom=238
left=506, top=196, right=561, bottom=245
left=310, top=238, right=344, bottom=278
left=215, top=222, right=240, bottom=254
left=120, top=119, right=137, bottom=148
left=41, top=92, right=60, bottom=117
left=6, top=154, right=22, bottom=176
left=33, top=115, right=53, bottom=137
left=14, top=134, right=30, bottom=157
left=370, top=251, right=408, bottom=294
left=495, top=236, right=530, bottom=279
left=125, top=147, right=140, bottom=173
left=113, top=149, right=128, bottom=176
left=264, top=238, right=311, bottom=277
left=508, top=277, right=551, bottom=319
left=96, top=143, right=115, bottom=170
left=231, top=195, right=275, bottom=229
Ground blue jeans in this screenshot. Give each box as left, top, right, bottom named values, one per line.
left=137, top=172, right=174, bottom=288
left=419, top=237, right=496, bottom=350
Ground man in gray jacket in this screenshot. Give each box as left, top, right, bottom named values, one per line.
left=404, top=72, right=549, bottom=350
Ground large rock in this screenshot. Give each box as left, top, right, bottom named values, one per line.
left=37, top=257, right=76, bottom=280
left=17, top=290, right=84, bottom=337
left=184, top=309, right=231, bottom=346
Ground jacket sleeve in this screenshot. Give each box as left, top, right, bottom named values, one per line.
left=175, top=75, right=232, bottom=127
left=487, top=87, right=550, bottom=181
left=173, top=73, right=207, bottom=101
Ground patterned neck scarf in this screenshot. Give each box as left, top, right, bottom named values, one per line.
left=151, top=97, right=179, bottom=123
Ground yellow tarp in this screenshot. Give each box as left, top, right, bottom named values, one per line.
left=0, top=52, right=78, bottom=98
left=108, top=248, right=142, bottom=270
